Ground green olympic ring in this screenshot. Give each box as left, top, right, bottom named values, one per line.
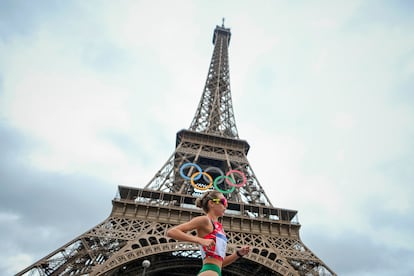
left=179, top=162, right=246, bottom=193
left=213, top=175, right=236, bottom=194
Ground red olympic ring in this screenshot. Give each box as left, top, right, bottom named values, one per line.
left=225, top=170, right=247, bottom=188
left=190, top=172, right=213, bottom=190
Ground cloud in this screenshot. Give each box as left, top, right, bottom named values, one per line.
left=303, top=228, right=414, bottom=276
left=1, top=1, right=414, bottom=275
left=1, top=253, right=33, bottom=276
left=0, top=124, right=114, bottom=274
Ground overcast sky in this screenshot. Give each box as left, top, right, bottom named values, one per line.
left=1, top=1, right=413, bottom=275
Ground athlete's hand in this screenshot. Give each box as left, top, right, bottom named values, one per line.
left=237, top=245, right=250, bottom=257
left=199, top=238, right=215, bottom=249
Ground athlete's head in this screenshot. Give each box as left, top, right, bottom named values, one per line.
left=195, top=190, right=227, bottom=213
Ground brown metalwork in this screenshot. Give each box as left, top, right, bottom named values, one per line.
left=16, top=23, right=336, bottom=276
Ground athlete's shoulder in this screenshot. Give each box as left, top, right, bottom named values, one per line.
left=191, top=214, right=210, bottom=225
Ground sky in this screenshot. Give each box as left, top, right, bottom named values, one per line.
left=1, top=1, right=413, bottom=275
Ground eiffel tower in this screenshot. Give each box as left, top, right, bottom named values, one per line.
left=17, top=22, right=336, bottom=276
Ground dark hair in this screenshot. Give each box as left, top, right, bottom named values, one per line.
left=195, top=190, right=222, bottom=213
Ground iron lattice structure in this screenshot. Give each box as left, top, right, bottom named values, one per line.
left=17, top=23, right=336, bottom=276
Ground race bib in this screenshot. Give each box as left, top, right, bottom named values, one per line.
left=215, top=232, right=227, bottom=258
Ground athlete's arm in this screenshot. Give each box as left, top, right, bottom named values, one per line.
left=166, top=216, right=214, bottom=248
left=222, top=246, right=250, bottom=267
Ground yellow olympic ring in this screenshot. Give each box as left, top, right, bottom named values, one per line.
left=190, top=172, right=213, bottom=190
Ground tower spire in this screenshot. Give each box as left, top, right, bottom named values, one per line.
left=189, top=23, right=237, bottom=138
left=140, top=23, right=272, bottom=206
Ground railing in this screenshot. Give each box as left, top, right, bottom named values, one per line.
left=115, top=186, right=299, bottom=224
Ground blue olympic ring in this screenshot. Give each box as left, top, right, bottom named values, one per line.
left=179, top=162, right=246, bottom=193
left=179, top=163, right=203, bottom=181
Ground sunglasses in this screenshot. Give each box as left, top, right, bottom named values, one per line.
left=211, top=197, right=228, bottom=207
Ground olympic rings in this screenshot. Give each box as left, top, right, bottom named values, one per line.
left=179, top=162, right=246, bottom=192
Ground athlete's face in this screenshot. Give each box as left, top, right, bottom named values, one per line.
left=210, top=195, right=227, bottom=216
left=211, top=197, right=228, bottom=208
